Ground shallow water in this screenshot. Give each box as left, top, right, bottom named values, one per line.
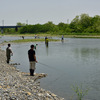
left=1, top=37, right=100, bottom=100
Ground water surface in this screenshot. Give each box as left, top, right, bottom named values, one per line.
left=1, top=37, right=100, bottom=100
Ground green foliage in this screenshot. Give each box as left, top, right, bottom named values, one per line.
left=2, top=14, right=100, bottom=35
left=71, top=83, right=89, bottom=100
left=19, top=14, right=100, bottom=35
left=10, top=38, right=59, bottom=43
left=69, top=14, right=100, bottom=34
left=16, top=22, right=26, bottom=26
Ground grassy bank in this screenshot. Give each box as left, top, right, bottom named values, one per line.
left=0, top=33, right=57, bottom=37
left=9, top=38, right=60, bottom=43
left=1, top=32, right=100, bottom=38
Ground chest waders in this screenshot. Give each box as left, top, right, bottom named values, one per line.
left=6, top=48, right=11, bottom=63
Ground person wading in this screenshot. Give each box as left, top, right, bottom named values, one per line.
left=6, top=44, right=13, bottom=64
left=61, top=35, right=64, bottom=41
left=28, top=45, right=37, bottom=76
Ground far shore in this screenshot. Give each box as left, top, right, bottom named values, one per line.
left=1, top=33, right=100, bottom=38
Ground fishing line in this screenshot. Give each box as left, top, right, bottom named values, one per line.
left=37, top=62, right=62, bottom=71
left=37, top=62, right=66, bottom=84
left=47, top=72, right=66, bottom=86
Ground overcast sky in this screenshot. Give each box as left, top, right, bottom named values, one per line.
left=0, top=0, right=100, bottom=25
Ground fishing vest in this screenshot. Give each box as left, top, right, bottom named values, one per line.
left=6, top=47, right=11, bottom=57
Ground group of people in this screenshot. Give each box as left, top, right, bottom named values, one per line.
left=6, top=44, right=37, bottom=76
left=6, top=35, right=64, bottom=76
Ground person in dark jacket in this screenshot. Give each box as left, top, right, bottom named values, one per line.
left=6, top=44, right=13, bottom=64
left=28, top=45, right=37, bottom=76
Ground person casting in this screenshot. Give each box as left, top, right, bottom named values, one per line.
left=28, top=45, right=37, bottom=76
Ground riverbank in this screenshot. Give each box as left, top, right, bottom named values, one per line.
left=10, top=38, right=60, bottom=43
left=0, top=48, right=64, bottom=100
left=1, top=33, right=100, bottom=38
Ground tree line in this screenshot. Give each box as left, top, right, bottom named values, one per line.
left=2, top=14, right=100, bottom=35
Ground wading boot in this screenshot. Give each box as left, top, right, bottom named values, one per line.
left=30, top=69, right=33, bottom=76
left=32, top=69, right=34, bottom=76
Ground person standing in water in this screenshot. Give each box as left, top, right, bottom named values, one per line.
left=34, top=44, right=38, bottom=49
left=28, top=45, right=37, bottom=76
left=61, top=35, right=64, bottom=41
left=45, top=36, right=49, bottom=47
left=6, top=44, right=13, bottom=64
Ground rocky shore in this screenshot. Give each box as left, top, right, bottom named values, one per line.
left=0, top=48, right=64, bottom=100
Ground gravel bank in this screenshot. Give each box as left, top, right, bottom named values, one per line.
left=0, top=48, right=64, bottom=100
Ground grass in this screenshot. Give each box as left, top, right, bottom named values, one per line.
left=71, top=83, right=89, bottom=100
left=10, top=38, right=60, bottom=43
left=0, top=33, right=59, bottom=37
left=65, top=35, right=100, bottom=38
left=1, top=32, right=100, bottom=38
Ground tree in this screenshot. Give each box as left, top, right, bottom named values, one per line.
left=16, top=22, right=26, bottom=26
left=44, top=21, right=59, bottom=32
left=79, top=14, right=92, bottom=29
left=91, top=15, right=100, bottom=33
left=69, top=15, right=81, bottom=32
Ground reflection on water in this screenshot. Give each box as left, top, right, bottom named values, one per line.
left=74, top=48, right=100, bottom=63
left=45, top=44, right=49, bottom=56
left=1, top=38, right=100, bottom=100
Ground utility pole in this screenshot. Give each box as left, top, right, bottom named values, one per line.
left=26, top=20, right=28, bottom=25
left=2, top=20, right=4, bottom=26
left=1, top=20, right=4, bottom=34
left=67, top=19, right=69, bottom=24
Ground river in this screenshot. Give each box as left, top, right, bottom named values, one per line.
left=1, top=36, right=100, bottom=100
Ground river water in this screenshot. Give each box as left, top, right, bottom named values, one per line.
left=1, top=36, right=100, bottom=100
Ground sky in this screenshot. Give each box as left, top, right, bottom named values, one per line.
left=0, top=0, right=100, bottom=26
